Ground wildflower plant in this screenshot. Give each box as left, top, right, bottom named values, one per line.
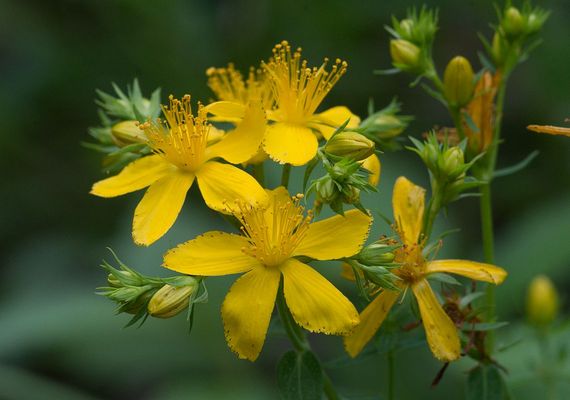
left=88, top=2, right=560, bottom=397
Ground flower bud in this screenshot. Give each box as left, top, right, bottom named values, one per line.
left=325, top=132, right=375, bottom=161
left=526, top=275, right=559, bottom=327
left=399, top=19, right=414, bottom=39
left=503, top=7, right=524, bottom=38
left=443, top=56, right=474, bottom=107
left=111, top=120, right=147, bottom=147
left=358, top=242, right=396, bottom=266
left=148, top=282, right=197, bottom=319
left=421, top=142, right=440, bottom=172
left=390, top=39, right=421, bottom=71
left=315, top=177, right=337, bottom=204
left=372, top=114, right=405, bottom=139
left=440, top=147, right=464, bottom=178
left=526, top=12, right=546, bottom=34
left=491, top=32, right=505, bottom=66
left=343, top=186, right=360, bottom=204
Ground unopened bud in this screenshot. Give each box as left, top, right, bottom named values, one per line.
left=503, top=7, right=524, bottom=38
left=325, top=132, right=375, bottom=161
left=526, top=12, right=545, bottom=34
left=443, top=56, right=474, bottom=107
left=111, top=120, right=147, bottom=147
left=421, top=142, right=440, bottom=172
left=526, top=275, right=559, bottom=327
left=358, top=243, right=396, bottom=265
left=390, top=40, right=421, bottom=71
left=343, top=186, right=360, bottom=204
left=440, top=147, right=464, bottom=178
left=399, top=19, right=414, bottom=39
left=148, top=282, right=197, bottom=319
left=372, top=114, right=405, bottom=139
left=315, top=177, right=337, bottom=203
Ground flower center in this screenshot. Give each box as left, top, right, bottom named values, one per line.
left=206, top=64, right=274, bottom=110
left=142, top=95, right=210, bottom=172
left=394, top=244, right=426, bottom=284
left=263, top=40, right=347, bottom=124
left=235, top=194, right=313, bottom=267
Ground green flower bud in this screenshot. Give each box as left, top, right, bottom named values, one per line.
left=421, top=142, right=440, bottom=173
left=372, top=114, right=405, bottom=139
left=443, top=56, right=474, bottom=107
left=526, top=275, right=559, bottom=327
left=440, top=146, right=464, bottom=178
left=358, top=243, right=396, bottom=266
left=325, top=132, right=375, bottom=161
left=491, top=32, right=506, bottom=66
left=111, top=120, right=147, bottom=147
left=107, top=274, right=121, bottom=288
left=503, top=7, right=524, bottom=38
left=148, top=283, right=197, bottom=319
left=343, top=186, right=360, bottom=204
left=399, top=19, right=414, bottom=38
left=315, top=177, right=337, bottom=204
left=390, top=39, right=421, bottom=71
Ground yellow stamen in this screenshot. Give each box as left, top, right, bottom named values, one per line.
left=233, top=194, right=313, bottom=267
left=263, top=40, right=348, bottom=124
left=206, top=64, right=274, bottom=109
left=142, top=95, right=210, bottom=171
left=393, top=243, right=425, bottom=284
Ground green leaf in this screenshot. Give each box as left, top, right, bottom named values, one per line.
left=493, top=150, right=539, bottom=179
left=277, top=351, right=323, bottom=400
left=466, top=365, right=510, bottom=400
left=427, top=272, right=462, bottom=286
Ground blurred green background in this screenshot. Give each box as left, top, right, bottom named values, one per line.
left=1, top=0, right=569, bottom=399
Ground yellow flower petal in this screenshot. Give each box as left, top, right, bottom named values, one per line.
left=528, top=124, right=570, bottom=137
left=425, top=260, right=507, bottom=284
left=361, top=154, right=381, bottom=186
left=90, top=155, right=173, bottom=198
left=344, top=289, right=400, bottom=357
left=263, top=123, right=318, bottom=166
left=132, top=171, right=194, bottom=246
left=293, top=209, right=371, bottom=260
left=205, top=100, right=266, bottom=164
left=412, top=279, right=460, bottom=362
left=222, top=266, right=281, bottom=361
left=204, top=101, right=246, bottom=122
left=310, top=106, right=361, bottom=140
left=195, top=161, right=267, bottom=212
left=163, top=231, right=259, bottom=276
left=281, top=258, right=359, bottom=334
left=393, top=176, right=425, bottom=246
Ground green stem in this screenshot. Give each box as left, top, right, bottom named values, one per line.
left=450, top=106, right=466, bottom=140
left=276, top=284, right=340, bottom=400
left=423, top=187, right=441, bottom=240
left=281, top=163, right=291, bottom=188
left=253, top=163, right=265, bottom=186
left=387, top=350, right=395, bottom=400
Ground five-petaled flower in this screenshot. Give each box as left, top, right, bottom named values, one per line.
left=344, top=176, right=507, bottom=362
left=163, top=187, right=372, bottom=361
left=91, top=95, right=268, bottom=246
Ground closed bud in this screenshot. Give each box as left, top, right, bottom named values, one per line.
left=111, top=120, right=147, bottom=147
left=491, top=32, right=505, bottom=66
left=421, top=142, right=440, bottom=172
left=440, top=146, right=464, bottom=178
left=343, top=186, right=360, bottom=204
left=315, top=177, right=337, bottom=204
left=148, top=282, right=197, bottom=319
left=443, top=56, right=474, bottom=107
left=325, top=132, right=375, bottom=161
left=372, top=114, right=405, bottom=139
left=358, top=243, right=396, bottom=265
left=390, top=40, right=421, bottom=71
left=503, top=7, right=524, bottom=38
left=526, top=275, right=559, bottom=327
left=399, top=19, right=414, bottom=38
left=107, top=274, right=121, bottom=288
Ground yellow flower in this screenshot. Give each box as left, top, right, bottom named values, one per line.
left=528, top=124, right=570, bottom=137
left=91, top=95, right=267, bottom=246
left=344, top=177, right=507, bottom=362
left=361, top=154, right=381, bottom=186
left=464, top=72, right=500, bottom=152
left=262, top=41, right=360, bottom=166
left=205, top=64, right=273, bottom=165
left=164, top=187, right=372, bottom=361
